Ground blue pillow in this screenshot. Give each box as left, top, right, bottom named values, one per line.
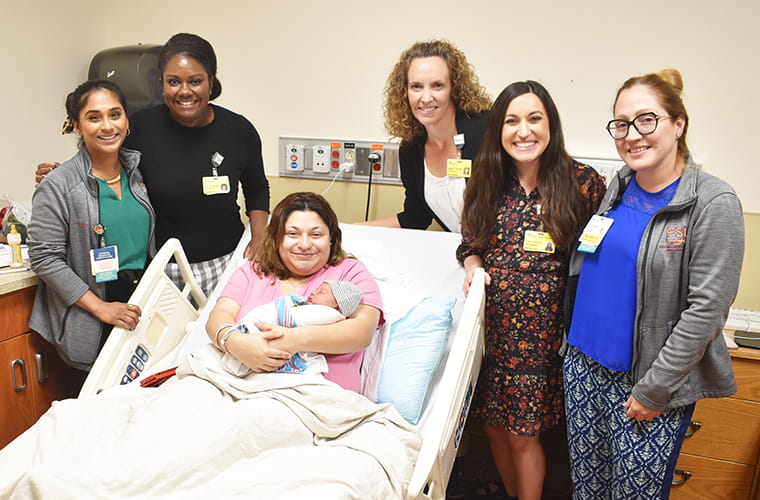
left=377, top=297, right=454, bottom=423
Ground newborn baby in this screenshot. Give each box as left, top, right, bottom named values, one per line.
left=222, top=280, right=363, bottom=377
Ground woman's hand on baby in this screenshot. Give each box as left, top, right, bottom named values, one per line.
left=228, top=327, right=292, bottom=373
left=255, top=322, right=301, bottom=354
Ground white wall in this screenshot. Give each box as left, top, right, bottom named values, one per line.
left=2, top=2, right=105, bottom=203
left=3, top=0, right=759, bottom=211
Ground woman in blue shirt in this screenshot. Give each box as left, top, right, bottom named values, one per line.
left=563, top=69, right=744, bottom=499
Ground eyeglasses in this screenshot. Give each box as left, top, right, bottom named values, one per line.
left=605, top=112, right=671, bottom=139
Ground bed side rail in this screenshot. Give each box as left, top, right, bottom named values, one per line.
left=407, top=268, right=486, bottom=500
left=79, top=238, right=206, bottom=397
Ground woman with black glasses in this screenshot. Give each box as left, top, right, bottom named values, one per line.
left=562, top=68, right=744, bottom=499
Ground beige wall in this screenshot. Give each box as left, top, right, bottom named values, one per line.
left=2, top=0, right=758, bottom=307
left=737, top=212, right=760, bottom=309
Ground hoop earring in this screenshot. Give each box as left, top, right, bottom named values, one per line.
left=127, top=128, right=131, bottom=137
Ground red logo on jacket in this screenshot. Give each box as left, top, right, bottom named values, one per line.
left=661, top=226, right=687, bottom=252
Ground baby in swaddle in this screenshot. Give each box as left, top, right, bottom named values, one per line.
left=222, top=281, right=363, bottom=377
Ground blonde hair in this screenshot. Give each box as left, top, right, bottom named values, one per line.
left=614, top=68, right=689, bottom=159
left=383, top=39, right=492, bottom=144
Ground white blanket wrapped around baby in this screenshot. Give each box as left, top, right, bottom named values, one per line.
left=0, top=344, right=421, bottom=500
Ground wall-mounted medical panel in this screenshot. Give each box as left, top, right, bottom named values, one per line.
left=574, top=157, right=625, bottom=186
left=279, top=137, right=402, bottom=186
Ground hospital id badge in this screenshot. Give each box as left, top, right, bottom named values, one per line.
left=577, top=215, right=614, bottom=253
left=91, top=245, right=119, bottom=283
left=202, top=175, right=230, bottom=195
left=447, top=159, right=472, bottom=178
left=523, top=230, right=555, bottom=253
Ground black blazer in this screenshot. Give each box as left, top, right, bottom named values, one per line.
left=396, top=110, right=489, bottom=231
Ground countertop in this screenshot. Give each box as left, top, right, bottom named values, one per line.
left=0, top=267, right=37, bottom=295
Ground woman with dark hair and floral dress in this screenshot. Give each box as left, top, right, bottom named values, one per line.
left=457, top=81, right=606, bottom=500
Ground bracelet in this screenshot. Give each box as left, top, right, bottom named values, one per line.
left=219, top=327, right=240, bottom=353
left=214, top=323, right=235, bottom=349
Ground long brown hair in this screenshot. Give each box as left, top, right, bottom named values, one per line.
left=254, top=192, right=349, bottom=280
left=461, top=81, right=585, bottom=250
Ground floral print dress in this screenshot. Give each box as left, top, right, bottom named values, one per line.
left=457, top=163, right=605, bottom=435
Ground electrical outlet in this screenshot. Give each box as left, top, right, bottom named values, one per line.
left=285, top=143, right=305, bottom=172
left=312, top=145, right=329, bottom=173
left=342, top=142, right=356, bottom=172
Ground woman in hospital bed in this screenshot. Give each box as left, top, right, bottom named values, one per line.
left=0, top=192, right=422, bottom=499
left=207, top=191, right=383, bottom=393
left=220, top=280, right=363, bottom=376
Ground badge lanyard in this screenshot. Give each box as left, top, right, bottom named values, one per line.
left=522, top=204, right=556, bottom=254
left=577, top=215, right=614, bottom=253
left=91, top=223, right=119, bottom=282
left=447, top=133, right=472, bottom=178
left=202, top=151, right=230, bottom=195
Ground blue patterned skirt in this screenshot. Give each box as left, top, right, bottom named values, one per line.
left=563, top=346, right=694, bottom=499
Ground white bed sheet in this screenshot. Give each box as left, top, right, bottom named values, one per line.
left=0, top=224, right=484, bottom=500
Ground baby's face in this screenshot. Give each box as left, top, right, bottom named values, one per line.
left=307, top=283, right=339, bottom=309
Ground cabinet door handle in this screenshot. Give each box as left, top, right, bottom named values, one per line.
left=672, top=469, right=693, bottom=486
left=11, top=358, right=27, bottom=392
left=35, top=352, right=49, bottom=383
left=684, top=421, right=702, bottom=437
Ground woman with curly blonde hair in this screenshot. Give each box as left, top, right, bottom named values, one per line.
left=362, top=39, right=491, bottom=232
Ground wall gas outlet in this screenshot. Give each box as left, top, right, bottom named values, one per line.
left=285, top=143, right=305, bottom=172
left=369, top=145, right=384, bottom=176
left=312, top=145, right=329, bottom=173
left=330, top=142, right=342, bottom=172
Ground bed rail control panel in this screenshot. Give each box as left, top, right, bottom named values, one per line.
left=79, top=238, right=207, bottom=398
left=121, top=345, right=150, bottom=384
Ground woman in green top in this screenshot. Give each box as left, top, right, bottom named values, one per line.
left=29, top=80, right=155, bottom=390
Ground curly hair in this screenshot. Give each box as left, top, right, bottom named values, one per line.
left=613, top=68, right=689, bottom=160
left=384, top=39, right=492, bottom=144
left=253, top=192, right=350, bottom=280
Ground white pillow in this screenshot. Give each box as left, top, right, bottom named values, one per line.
left=376, top=297, right=453, bottom=424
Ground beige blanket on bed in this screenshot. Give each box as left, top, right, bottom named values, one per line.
left=0, top=344, right=421, bottom=499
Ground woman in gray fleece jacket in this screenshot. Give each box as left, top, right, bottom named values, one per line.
left=29, top=80, right=155, bottom=386
left=562, top=69, right=744, bottom=499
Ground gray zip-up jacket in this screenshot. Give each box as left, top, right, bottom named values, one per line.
left=28, top=147, right=155, bottom=371
left=567, top=156, right=743, bottom=411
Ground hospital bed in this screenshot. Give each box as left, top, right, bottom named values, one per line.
left=0, top=224, right=485, bottom=500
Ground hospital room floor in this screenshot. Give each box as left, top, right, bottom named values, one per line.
left=446, top=420, right=572, bottom=500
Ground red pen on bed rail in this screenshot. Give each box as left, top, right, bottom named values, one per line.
left=139, top=366, right=178, bottom=388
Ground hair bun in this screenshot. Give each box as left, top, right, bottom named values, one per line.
left=657, top=68, right=684, bottom=93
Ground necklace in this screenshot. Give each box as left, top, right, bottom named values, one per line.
left=282, top=276, right=308, bottom=293
left=105, top=174, right=121, bottom=185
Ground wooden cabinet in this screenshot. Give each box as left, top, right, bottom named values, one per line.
left=0, top=285, right=74, bottom=449
left=671, top=349, right=760, bottom=500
